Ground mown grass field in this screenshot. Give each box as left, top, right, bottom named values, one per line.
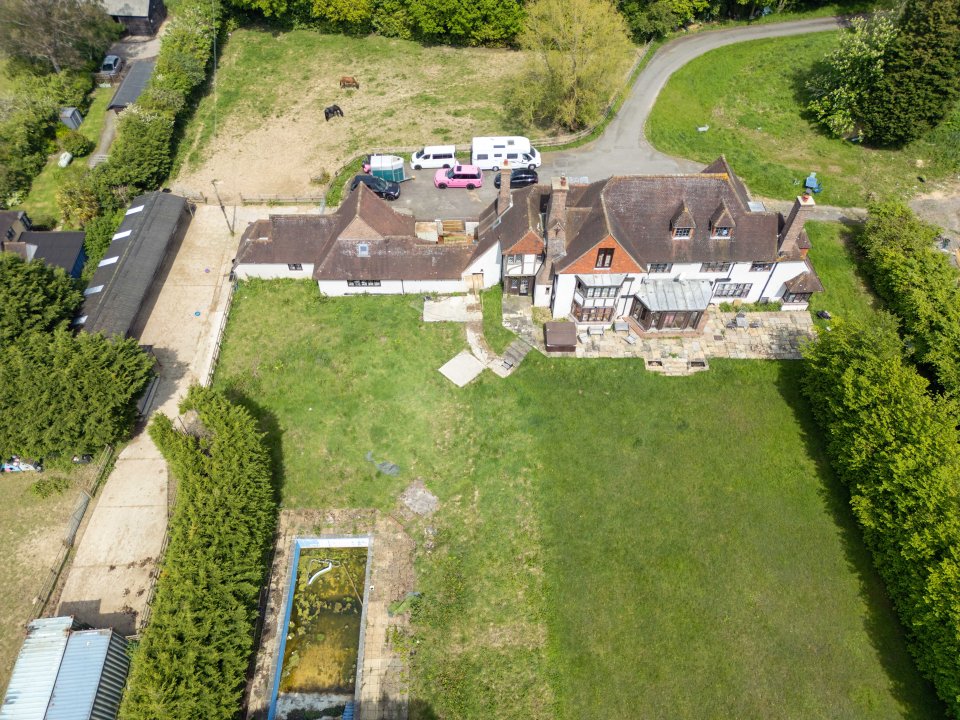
left=647, top=33, right=960, bottom=207
left=19, top=86, right=113, bottom=225
left=214, top=280, right=943, bottom=719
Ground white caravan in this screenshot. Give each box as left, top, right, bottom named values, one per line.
left=470, top=136, right=542, bottom=171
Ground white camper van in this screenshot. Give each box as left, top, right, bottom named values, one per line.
left=470, top=136, right=542, bottom=171
left=410, top=145, right=457, bottom=170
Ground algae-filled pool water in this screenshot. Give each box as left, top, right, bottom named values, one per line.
left=280, top=546, right=369, bottom=694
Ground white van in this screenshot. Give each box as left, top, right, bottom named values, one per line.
left=411, top=145, right=457, bottom=170
left=470, top=136, right=542, bottom=171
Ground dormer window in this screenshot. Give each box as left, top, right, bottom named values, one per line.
left=357, top=243, right=369, bottom=257
left=671, top=201, right=696, bottom=240
left=709, top=201, right=736, bottom=239
left=595, top=248, right=614, bottom=268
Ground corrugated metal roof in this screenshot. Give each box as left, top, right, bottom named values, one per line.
left=0, top=618, right=74, bottom=720
left=45, top=630, right=128, bottom=720
left=635, top=279, right=713, bottom=312
left=78, top=191, right=188, bottom=338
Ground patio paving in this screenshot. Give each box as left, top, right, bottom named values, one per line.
left=502, top=296, right=816, bottom=376
left=438, top=351, right=486, bottom=386
left=423, top=296, right=482, bottom=322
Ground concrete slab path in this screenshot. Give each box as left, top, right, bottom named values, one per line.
left=56, top=205, right=303, bottom=634
left=438, top=351, right=485, bottom=387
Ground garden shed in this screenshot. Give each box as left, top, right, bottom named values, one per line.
left=0, top=616, right=130, bottom=720
left=101, top=0, right=166, bottom=35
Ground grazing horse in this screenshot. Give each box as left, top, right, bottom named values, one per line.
left=324, top=104, right=344, bottom=122
left=339, top=76, right=360, bottom=89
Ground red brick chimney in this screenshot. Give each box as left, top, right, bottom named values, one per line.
left=779, top=193, right=815, bottom=256
left=497, top=159, right=511, bottom=217
left=545, top=176, right=569, bottom=264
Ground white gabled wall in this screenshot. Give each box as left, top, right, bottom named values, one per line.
left=463, top=243, right=501, bottom=289
left=548, top=259, right=812, bottom=319
left=234, top=263, right=314, bottom=280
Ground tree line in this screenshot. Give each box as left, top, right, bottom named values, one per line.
left=801, top=203, right=960, bottom=714
left=0, top=254, right=154, bottom=458
left=119, top=386, right=277, bottom=720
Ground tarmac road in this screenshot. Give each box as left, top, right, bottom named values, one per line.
left=539, top=16, right=846, bottom=182
left=388, top=17, right=846, bottom=218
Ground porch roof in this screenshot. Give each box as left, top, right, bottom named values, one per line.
left=635, top=279, right=713, bottom=312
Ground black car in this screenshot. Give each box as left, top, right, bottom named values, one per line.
left=350, top=174, right=401, bottom=200
left=494, top=168, right=539, bottom=189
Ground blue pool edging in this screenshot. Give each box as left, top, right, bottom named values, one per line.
left=266, top=535, right=371, bottom=720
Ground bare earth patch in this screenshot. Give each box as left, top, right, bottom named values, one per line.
left=173, top=31, right=522, bottom=202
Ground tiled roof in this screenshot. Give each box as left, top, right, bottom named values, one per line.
left=474, top=185, right=542, bottom=261
left=555, top=160, right=780, bottom=271
left=236, top=184, right=476, bottom=282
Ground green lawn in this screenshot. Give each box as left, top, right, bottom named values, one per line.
left=19, top=86, right=112, bottom=226
left=480, top=285, right=516, bottom=354
left=806, top=220, right=880, bottom=328
left=214, top=280, right=942, bottom=719
left=647, top=33, right=960, bottom=207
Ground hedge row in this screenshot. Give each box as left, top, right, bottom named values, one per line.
left=856, top=201, right=960, bottom=396
left=120, top=386, right=276, bottom=720
left=803, top=315, right=960, bottom=715
left=57, top=0, right=221, bottom=225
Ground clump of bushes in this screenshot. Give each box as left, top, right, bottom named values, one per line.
left=58, top=128, right=95, bottom=157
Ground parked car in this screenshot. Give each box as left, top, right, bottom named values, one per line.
left=350, top=174, right=401, bottom=200
left=434, top=164, right=483, bottom=190
left=494, top=167, right=539, bottom=189
left=100, top=55, right=123, bottom=77
left=411, top=145, right=457, bottom=170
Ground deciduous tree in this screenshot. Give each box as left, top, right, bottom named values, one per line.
left=860, top=0, right=960, bottom=146
left=0, top=0, right=118, bottom=74
left=512, top=0, right=634, bottom=130
left=805, top=13, right=897, bottom=138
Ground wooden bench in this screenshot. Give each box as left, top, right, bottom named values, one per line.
left=613, top=320, right=629, bottom=333
left=588, top=325, right=605, bottom=337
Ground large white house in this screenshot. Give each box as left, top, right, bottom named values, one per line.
left=233, top=157, right=821, bottom=334
left=473, top=156, right=822, bottom=332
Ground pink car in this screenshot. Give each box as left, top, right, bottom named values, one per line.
left=434, top=164, right=483, bottom=190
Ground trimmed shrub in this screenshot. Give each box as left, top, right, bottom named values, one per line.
left=856, top=201, right=960, bottom=396
left=803, top=316, right=960, bottom=715
left=120, top=386, right=276, bottom=720
left=59, top=129, right=95, bottom=157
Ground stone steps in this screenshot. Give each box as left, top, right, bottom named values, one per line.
left=644, top=356, right=710, bottom=376
left=502, top=339, right=533, bottom=369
